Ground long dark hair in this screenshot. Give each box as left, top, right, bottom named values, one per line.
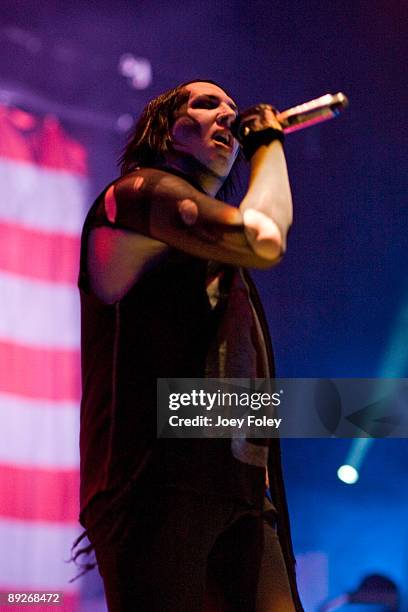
left=118, top=79, right=244, bottom=202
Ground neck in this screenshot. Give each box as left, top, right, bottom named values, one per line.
left=163, top=153, right=225, bottom=197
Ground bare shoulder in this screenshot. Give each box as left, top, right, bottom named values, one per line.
left=87, top=225, right=168, bottom=304
left=113, top=166, right=191, bottom=200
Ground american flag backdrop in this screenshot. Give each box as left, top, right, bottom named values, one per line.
left=0, top=105, right=88, bottom=611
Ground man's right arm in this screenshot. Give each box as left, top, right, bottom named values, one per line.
left=109, top=106, right=292, bottom=267
left=88, top=113, right=292, bottom=302
left=111, top=164, right=288, bottom=269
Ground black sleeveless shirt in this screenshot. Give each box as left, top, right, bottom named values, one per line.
left=78, top=168, right=303, bottom=610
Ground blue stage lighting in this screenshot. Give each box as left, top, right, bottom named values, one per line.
left=337, top=464, right=359, bottom=484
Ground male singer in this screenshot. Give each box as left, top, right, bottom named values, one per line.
left=76, top=79, right=303, bottom=611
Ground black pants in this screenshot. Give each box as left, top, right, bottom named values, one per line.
left=85, top=486, right=295, bottom=612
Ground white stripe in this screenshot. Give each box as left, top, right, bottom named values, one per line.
left=0, top=159, right=88, bottom=235
left=0, top=271, right=79, bottom=348
left=0, top=393, right=79, bottom=469
left=0, top=518, right=79, bottom=591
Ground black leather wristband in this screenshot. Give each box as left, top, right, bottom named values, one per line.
left=240, top=127, right=285, bottom=161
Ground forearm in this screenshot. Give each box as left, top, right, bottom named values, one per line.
left=233, top=104, right=292, bottom=260
left=238, top=142, right=292, bottom=259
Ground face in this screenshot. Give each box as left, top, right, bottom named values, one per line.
left=170, top=82, right=240, bottom=179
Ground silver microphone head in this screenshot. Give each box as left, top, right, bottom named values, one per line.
left=277, top=92, right=349, bottom=133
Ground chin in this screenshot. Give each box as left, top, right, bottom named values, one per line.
left=207, top=153, right=233, bottom=173
left=213, top=160, right=235, bottom=177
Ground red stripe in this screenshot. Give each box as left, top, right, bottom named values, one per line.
left=0, top=588, right=79, bottom=611
left=0, top=106, right=88, bottom=176
left=0, top=222, right=80, bottom=284
left=0, top=341, right=80, bottom=401
left=0, top=465, right=78, bottom=523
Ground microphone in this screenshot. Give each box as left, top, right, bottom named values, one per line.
left=232, top=93, right=349, bottom=140
left=276, top=92, right=349, bottom=134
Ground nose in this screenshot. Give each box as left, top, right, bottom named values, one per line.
left=216, top=105, right=236, bottom=128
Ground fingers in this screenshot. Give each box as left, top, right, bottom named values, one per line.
left=233, top=104, right=283, bottom=140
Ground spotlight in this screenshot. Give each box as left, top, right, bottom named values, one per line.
left=337, top=464, right=359, bottom=484
left=118, top=54, right=152, bottom=90
left=116, top=114, right=134, bottom=133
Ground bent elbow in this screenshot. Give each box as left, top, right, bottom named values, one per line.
left=250, top=234, right=286, bottom=269
left=242, top=208, right=288, bottom=268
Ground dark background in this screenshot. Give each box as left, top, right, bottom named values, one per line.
left=1, top=1, right=407, bottom=608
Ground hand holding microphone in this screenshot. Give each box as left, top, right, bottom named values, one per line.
left=232, top=92, right=349, bottom=159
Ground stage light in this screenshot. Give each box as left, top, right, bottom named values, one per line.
left=118, top=54, right=152, bottom=90
left=342, top=294, right=408, bottom=482
left=116, top=114, right=134, bottom=133
left=337, top=464, right=359, bottom=484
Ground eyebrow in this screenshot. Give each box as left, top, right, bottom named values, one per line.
left=192, top=94, right=239, bottom=115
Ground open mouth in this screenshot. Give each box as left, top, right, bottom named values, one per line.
left=212, top=131, right=232, bottom=148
